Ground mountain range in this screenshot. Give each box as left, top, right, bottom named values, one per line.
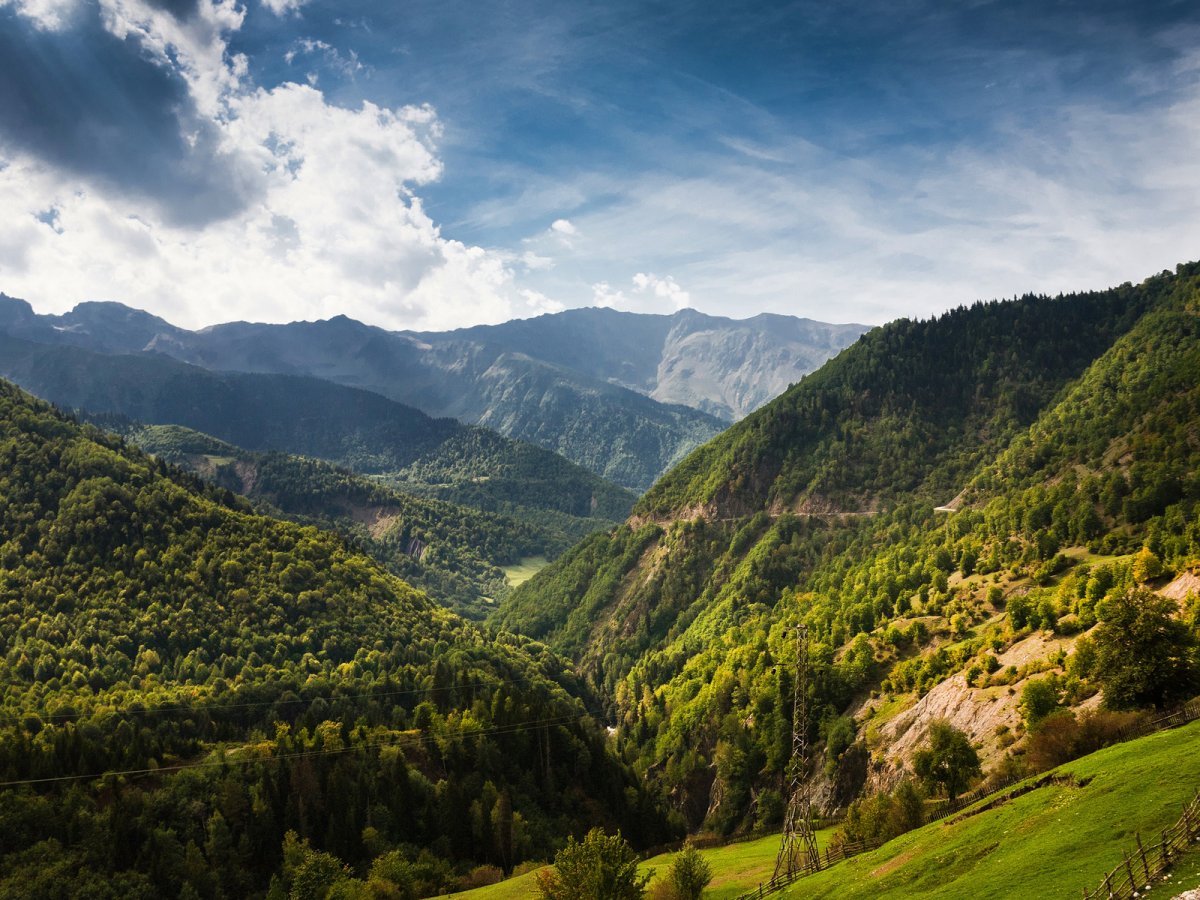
left=0, top=331, right=635, bottom=544
left=0, top=296, right=865, bottom=490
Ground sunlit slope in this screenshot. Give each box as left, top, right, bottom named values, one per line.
left=492, top=264, right=1200, bottom=835
left=790, top=719, right=1200, bottom=899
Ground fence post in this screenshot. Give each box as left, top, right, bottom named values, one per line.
left=1103, top=870, right=1113, bottom=900
left=1163, top=828, right=1172, bottom=865
left=1123, top=851, right=1136, bottom=892
left=1135, top=833, right=1150, bottom=882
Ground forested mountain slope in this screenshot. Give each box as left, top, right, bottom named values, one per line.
left=0, top=382, right=670, bottom=897
left=494, top=264, right=1200, bottom=833
left=0, top=334, right=635, bottom=541
left=100, top=422, right=570, bottom=619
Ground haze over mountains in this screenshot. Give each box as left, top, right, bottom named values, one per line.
left=0, top=296, right=865, bottom=491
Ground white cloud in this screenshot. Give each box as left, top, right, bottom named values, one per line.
left=0, top=0, right=565, bottom=330
left=632, top=272, right=690, bottom=310
left=550, top=218, right=577, bottom=236
left=591, top=281, right=626, bottom=309
left=1, top=0, right=81, bottom=30
left=520, top=251, right=554, bottom=271
left=262, top=0, right=308, bottom=16
left=284, top=37, right=366, bottom=79
left=527, top=70, right=1200, bottom=325
left=98, top=0, right=247, bottom=118
left=591, top=272, right=691, bottom=314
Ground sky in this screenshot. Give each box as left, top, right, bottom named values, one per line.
left=1, top=0, right=1199, bottom=331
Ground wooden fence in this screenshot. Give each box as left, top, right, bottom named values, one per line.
left=1081, top=788, right=1200, bottom=900
left=733, top=834, right=887, bottom=900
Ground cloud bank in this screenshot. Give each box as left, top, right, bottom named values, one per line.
left=0, top=0, right=561, bottom=329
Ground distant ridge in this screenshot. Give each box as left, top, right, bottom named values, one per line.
left=0, top=295, right=865, bottom=490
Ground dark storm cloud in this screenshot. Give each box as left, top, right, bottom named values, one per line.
left=143, top=0, right=202, bottom=21
left=0, top=4, right=260, bottom=227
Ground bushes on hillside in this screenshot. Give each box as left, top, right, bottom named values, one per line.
left=1022, top=709, right=1146, bottom=773
left=836, top=779, right=926, bottom=849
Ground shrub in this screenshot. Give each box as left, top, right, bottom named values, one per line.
left=1023, top=709, right=1145, bottom=772
left=535, top=829, right=651, bottom=900
left=668, top=844, right=712, bottom=900
left=913, top=721, right=981, bottom=801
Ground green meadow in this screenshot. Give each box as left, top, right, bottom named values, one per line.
left=450, top=719, right=1200, bottom=900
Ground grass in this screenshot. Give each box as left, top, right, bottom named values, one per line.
left=502, top=556, right=550, bottom=588
left=1141, top=841, right=1200, bottom=897
left=447, top=719, right=1200, bottom=900
left=784, top=718, right=1200, bottom=899
left=446, top=830, right=837, bottom=900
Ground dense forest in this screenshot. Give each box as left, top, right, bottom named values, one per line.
left=86, top=421, right=569, bottom=619
left=496, top=263, right=1200, bottom=833
left=0, top=383, right=672, bottom=897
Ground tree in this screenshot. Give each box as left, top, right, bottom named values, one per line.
left=668, top=843, right=712, bottom=900
left=1094, top=586, right=1196, bottom=709
left=912, top=721, right=981, bottom=801
left=1131, top=548, right=1164, bottom=583
left=1020, top=675, right=1061, bottom=728
left=535, top=829, right=651, bottom=900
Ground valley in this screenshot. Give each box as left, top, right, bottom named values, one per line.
left=3, top=0, right=1199, bottom=896
left=1, top=262, right=1198, bottom=898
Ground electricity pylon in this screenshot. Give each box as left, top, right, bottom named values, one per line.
left=773, top=623, right=821, bottom=880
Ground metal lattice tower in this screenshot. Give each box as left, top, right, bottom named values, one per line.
left=773, top=623, right=822, bottom=881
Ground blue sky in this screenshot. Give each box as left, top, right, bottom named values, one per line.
left=1, top=0, right=1198, bottom=329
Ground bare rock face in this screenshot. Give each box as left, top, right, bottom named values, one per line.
left=866, top=631, right=1088, bottom=791
left=1160, top=571, right=1200, bottom=602
left=651, top=310, right=868, bottom=420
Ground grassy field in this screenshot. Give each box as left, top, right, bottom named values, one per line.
left=784, top=718, right=1200, bottom=899
left=446, top=720, right=1200, bottom=899
left=502, top=556, right=550, bottom=588
left=445, top=830, right=837, bottom=900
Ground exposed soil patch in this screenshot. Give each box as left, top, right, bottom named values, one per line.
left=870, top=847, right=918, bottom=878
left=1161, top=572, right=1200, bottom=603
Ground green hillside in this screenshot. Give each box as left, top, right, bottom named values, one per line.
left=0, top=381, right=670, bottom=898
left=494, top=263, right=1200, bottom=833
left=0, top=334, right=636, bottom=536
left=105, top=422, right=573, bottom=619
left=451, top=717, right=1200, bottom=900
left=446, top=829, right=837, bottom=900
left=790, top=718, right=1200, bottom=899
